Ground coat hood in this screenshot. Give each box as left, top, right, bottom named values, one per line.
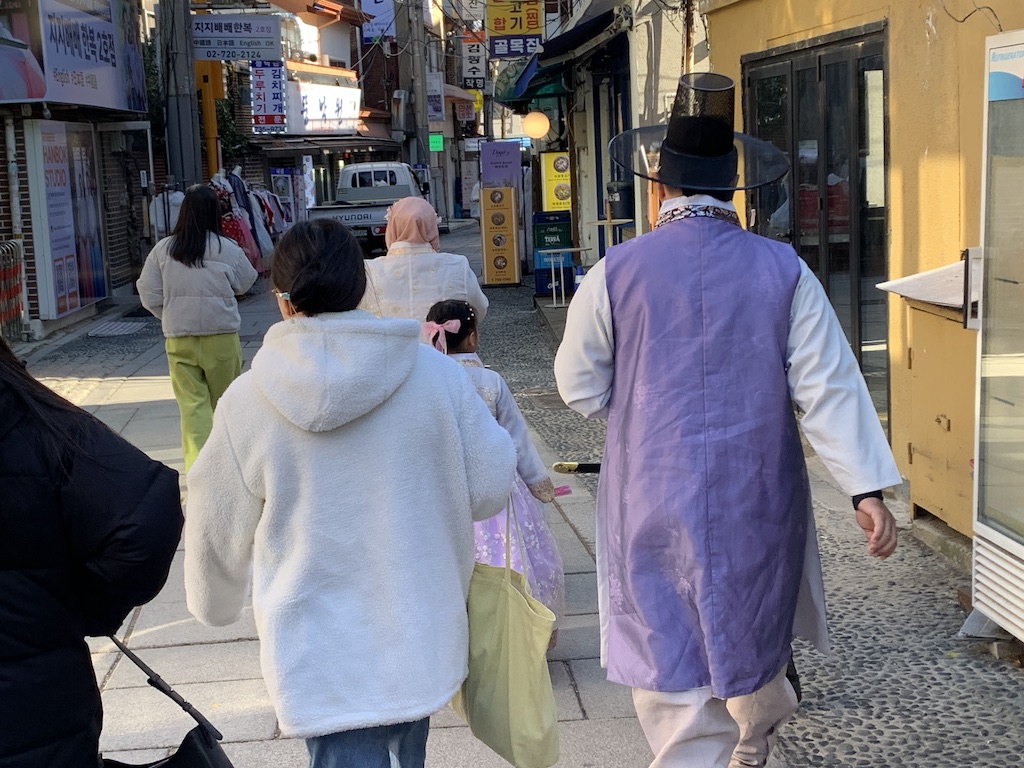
left=250, top=311, right=422, bottom=432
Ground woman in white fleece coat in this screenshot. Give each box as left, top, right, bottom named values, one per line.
left=184, top=219, right=517, bottom=768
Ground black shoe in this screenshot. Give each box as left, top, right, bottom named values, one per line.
left=786, top=657, right=802, bottom=703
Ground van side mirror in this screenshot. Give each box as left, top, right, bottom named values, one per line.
left=420, top=181, right=430, bottom=195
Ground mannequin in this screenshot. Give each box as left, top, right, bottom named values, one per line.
left=226, top=165, right=260, bottom=256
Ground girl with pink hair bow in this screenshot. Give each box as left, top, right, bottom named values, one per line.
left=424, top=300, right=566, bottom=636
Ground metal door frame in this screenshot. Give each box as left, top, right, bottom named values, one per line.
left=743, top=33, right=886, bottom=370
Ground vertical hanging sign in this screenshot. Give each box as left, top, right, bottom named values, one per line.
left=486, top=0, right=542, bottom=59
left=462, top=31, right=486, bottom=90
left=251, top=60, right=286, bottom=133
left=426, top=71, right=445, bottom=121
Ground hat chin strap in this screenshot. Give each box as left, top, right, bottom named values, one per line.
left=658, top=145, right=739, bottom=190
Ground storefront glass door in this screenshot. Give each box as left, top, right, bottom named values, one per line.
left=745, top=34, right=889, bottom=424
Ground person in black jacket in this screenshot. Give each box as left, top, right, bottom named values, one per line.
left=0, top=337, right=184, bottom=767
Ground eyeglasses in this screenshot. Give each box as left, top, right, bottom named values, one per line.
left=274, top=290, right=291, bottom=301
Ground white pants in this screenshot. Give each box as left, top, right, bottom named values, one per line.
left=632, top=665, right=799, bottom=768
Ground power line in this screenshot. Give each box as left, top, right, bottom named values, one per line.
left=940, top=0, right=1003, bottom=32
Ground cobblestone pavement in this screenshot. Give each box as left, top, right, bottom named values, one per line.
left=470, top=238, right=1024, bottom=766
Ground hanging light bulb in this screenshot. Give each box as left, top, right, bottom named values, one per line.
left=522, top=110, right=551, bottom=140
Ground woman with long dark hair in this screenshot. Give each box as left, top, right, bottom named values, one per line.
left=0, top=337, right=182, bottom=766
left=137, top=184, right=258, bottom=470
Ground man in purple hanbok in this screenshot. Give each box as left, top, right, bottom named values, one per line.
left=554, top=72, right=902, bottom=768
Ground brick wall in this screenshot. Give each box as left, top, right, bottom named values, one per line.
left=356, top=38, right=400, bottom=114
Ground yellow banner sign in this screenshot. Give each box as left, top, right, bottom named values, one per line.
left=486, top=0, right=542, bottom=58
left=540, top=151, right=572, bottom=212
left=481, top=187, right=521, bottom=285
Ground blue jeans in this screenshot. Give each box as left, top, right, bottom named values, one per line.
left=306, top=717, right=430, bottom=768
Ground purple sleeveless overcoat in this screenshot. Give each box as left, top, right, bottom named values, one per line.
left=600, top=216, right=810, bottom=699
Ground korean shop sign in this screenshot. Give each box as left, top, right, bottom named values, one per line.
left=250, top=60, right=286, bottom=133
left=287, top=80, right=361, bottom=134
left=0, top=0, right=147, bottom=111
left=486, top=0, right=542, bottom=59
left=192, top=14, right=282, bottom=61
left=462, top=31, right=485, bottom=90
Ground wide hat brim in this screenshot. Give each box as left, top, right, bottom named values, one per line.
left=609, top=125, right=789, bottom=191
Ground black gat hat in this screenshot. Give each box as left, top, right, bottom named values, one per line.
left=608, top=72, right=788, bottom=191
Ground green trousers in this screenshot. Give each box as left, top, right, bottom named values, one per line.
left=166, top=333, right=242, bottom=472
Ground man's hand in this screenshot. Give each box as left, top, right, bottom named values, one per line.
left=855, top=497, right=898, bottom=559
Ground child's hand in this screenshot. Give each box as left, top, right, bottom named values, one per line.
left=529, top=478, right=556, bottom=503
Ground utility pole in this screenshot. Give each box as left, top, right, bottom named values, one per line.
left=683, top=0, right=695, bottom=73
left=159, top=0, right=203, bottom=187
left=409, top=0, right=430, bottom=166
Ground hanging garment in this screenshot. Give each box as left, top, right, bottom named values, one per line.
left=248, top=191, right=274, bottom=255
left=211, top=183, right=262, bottom=272
left=228, top=172, right=258, bottom=236
left=149, top=191, right=185, bottom=238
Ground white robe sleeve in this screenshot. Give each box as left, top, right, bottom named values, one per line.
left=185, top=406, right=263, bottom=627
left=465, top=261, right=489, bottom=323
left=494, top=376, right=548, bottom=486
left=553, top=258, right=614, bottom=419
left=786, top=259, right=903, bottom=496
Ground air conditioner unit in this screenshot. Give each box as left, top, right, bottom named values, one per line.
left=392, top=90, right=409, bottom=133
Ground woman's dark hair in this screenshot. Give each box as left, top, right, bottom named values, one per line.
left=169, top=185, right=222, bottom=268
left=271, top=219, right=366, bottom=316
left=425, top=300, right=478, bottom=352
left=0, top=337, right=88, bottom=475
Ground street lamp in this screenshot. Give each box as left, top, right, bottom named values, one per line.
left=522, top=110, right=551, bottom=140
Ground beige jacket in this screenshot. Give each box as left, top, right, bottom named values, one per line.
left=137, top=234, right=258, bottom=338
left=359, top=242, right=488, bottom=323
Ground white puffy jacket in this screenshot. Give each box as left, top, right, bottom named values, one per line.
left=137, top=233, right=258, bottom=338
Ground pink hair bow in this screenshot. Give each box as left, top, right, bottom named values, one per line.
left=421, top=319, right=462, bottom=353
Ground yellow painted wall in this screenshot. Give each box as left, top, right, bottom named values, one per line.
left=703, top=0, right=1024, bottom=485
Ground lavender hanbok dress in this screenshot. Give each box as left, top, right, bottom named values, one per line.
left=453, top=353, right=566, bottom=620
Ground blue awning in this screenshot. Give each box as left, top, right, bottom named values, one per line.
left=498, top=7, right=630, bottom=107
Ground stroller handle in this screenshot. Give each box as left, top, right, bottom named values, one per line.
left=108, top=635, right=225, bottom=741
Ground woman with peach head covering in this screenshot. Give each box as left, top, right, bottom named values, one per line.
left=359, top=196, right=488, bottom=323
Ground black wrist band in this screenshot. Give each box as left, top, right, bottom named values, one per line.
left=852, top=491, right=883, bottom=510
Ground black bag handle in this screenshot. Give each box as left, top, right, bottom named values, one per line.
left=107, top=635, right=224, bottom=742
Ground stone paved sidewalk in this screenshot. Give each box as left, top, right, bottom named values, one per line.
left=26, top=221, right=1024, bottom=767
left=26, top=228, right=656, bottom=767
